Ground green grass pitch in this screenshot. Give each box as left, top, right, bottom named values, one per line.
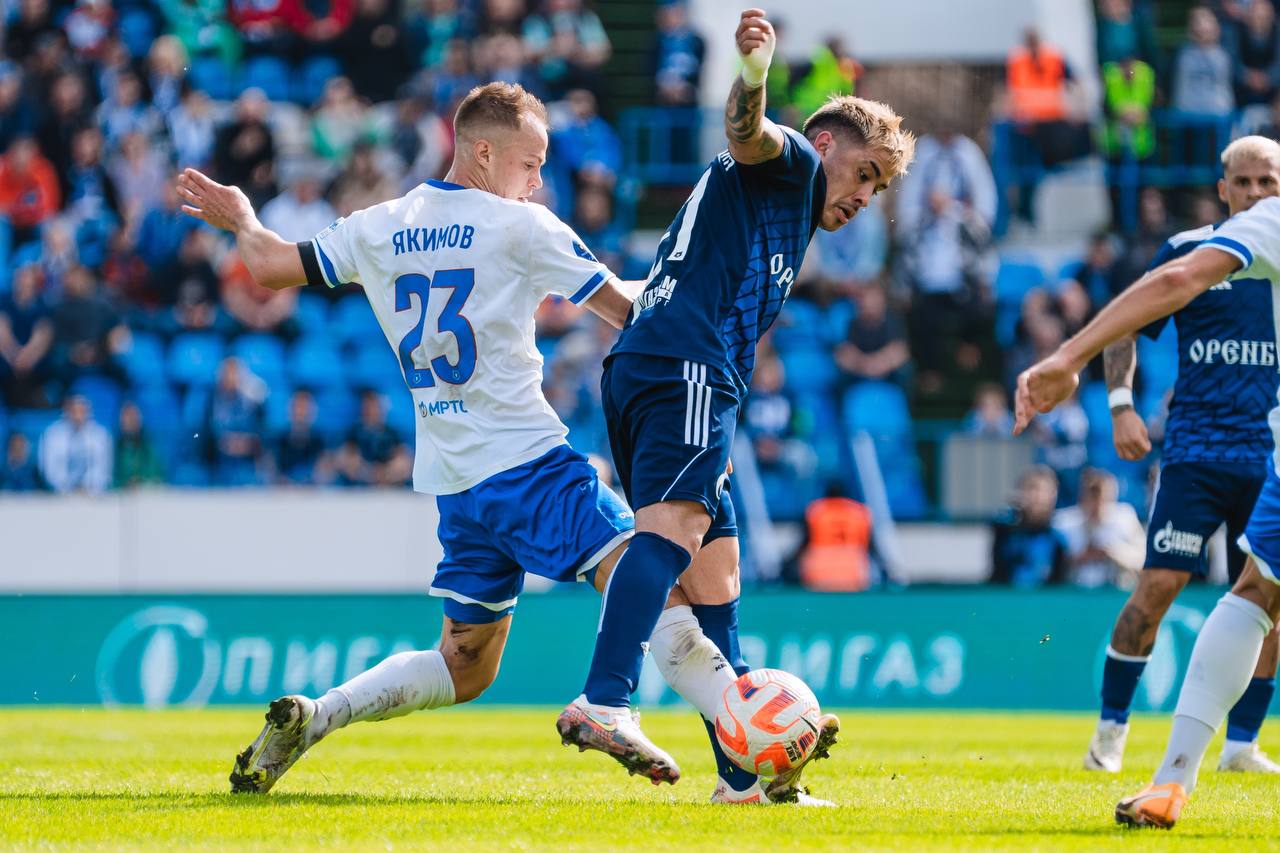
left=3, top=707, right=1279, bottom=850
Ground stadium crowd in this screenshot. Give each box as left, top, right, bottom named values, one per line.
left=0, top=0, right=1269, bottom=590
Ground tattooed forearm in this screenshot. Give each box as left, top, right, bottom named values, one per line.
left=725, top=74, right=781, bottom=160
left=1102, top=335, right=1137, bottom=394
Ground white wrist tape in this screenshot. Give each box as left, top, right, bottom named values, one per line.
left=1108, top=387, right=1134, bottom=410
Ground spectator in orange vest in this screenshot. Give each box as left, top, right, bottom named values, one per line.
left=797, top=482, right=873, bottom=592
left=0, top=136, right=61, bottom=244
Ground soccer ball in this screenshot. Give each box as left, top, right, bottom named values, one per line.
left=714, top=668, right=821, bottom=777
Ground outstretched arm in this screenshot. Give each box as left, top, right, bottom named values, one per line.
left=176, top=169, right=306, bottom=291
left=725, top=8, right=786, bottom=165
left=1014, top=247, right=1241, bottom=434
left=1103, top=334, right=1151, bottom=460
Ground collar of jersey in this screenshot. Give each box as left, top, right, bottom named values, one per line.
left=425, top=179, right=467, bottom=191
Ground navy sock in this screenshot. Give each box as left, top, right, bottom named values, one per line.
left=692, top=600, right=750, bottom=676
left=582, top=532, right=690, bottom=708
left=1100, top=648, right=1148, bottom=724
left=692, top=599, right=757, bottom=791
left=1226, top=677, right=1275, bottom=743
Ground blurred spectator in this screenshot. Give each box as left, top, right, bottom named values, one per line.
left=834, top=285, right=910, bottom=389
left=797, top=482, right=873, bottom=592
left=1231, top=0, right=1280, bottom=109
left=388, top=92, right=450, bottom=186
left=96, top=69, right=163, bottom=149
left=52, top=264, right=128, bottom=388
left=790, top=36, right=860, bottom=119
left=0, top=64, right=36, bottom=154
left=806, top=202, right=887, bottom=291
left=1095, top=0, right=1157, bottom=66
left=652, top=0, right=705, bottom=107
left=0, top=137, right=61, bottom=245
left=274, top=388, right=331, bottom=484
left=330, top=142, right=399, bottom=217
left=214, top=90, right=277, bottom=206
left=989, top=465, right=1070, bottom=587
left=1173, top=6, right=1236, bottom=117
left=523, top=0, right=611, bottom=98
left=6, top=0, right=60, bottom=65
left=571, top=184, right=624, bottom=273
left=963, top=383, right=1015, bottom=438
left=0, top=433, right=44, bottom=491
left=338, top=0, right=411, bottom=102
left=1053, top=468, right=1145, bottom=587
left=156, top=0, right=242, bottom=67
left=146, top=35, right=190, bottom=116
left=168, top=88, right=218, bottom=169
left=38, top=394, right=113, bottom=493
left=405, top=0, right=475, bottom=69
left=0, top=263, right=54, bottom=407
left=114, top=401, right=165, bottom=487
left=336, top=389, right=412, bottom=486
left=312, top=76, right=373, bottom=163
left=202, top=357, right=267, bottom=485
left=108, top=133, right=169, bottom=227
left=261, top=166, right=339, bottom=240
left=134, top=179, right=197, bottom=270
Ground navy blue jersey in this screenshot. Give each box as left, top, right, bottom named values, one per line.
left=611, top=126, right=826, bottom=398
left=1124, top=224, right=1278, bottom=465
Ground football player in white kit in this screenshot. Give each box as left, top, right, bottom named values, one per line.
left=178, top=82, right=727, bottom=793
left=1015, top=136, right=1280, bottom=828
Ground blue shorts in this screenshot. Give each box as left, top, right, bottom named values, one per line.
left=1146, top=460, right=1264, bottom=581
left=429, top=444, right=634, bottom=623
left=1240, top=463, right=1280, bottom=586
left=602, top=353, right=739, bottom=539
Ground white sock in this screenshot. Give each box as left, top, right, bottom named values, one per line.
left=648, top=604, right=736, bottom=720
left=1153, top=593, right=1273, bottom=793
left=315, top=650, right=455, bottom=735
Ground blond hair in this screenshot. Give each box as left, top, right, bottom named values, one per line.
left=454, top=82, right=549, bottom=142
left=1221, top=135, right=1280, bottom=173
left=802, top=95, right=916, bottom=178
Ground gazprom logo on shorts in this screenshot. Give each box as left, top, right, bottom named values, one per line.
left=1186, top=338, right=1277, bottom=368
left=1152, top=521, right=1205, bottom=558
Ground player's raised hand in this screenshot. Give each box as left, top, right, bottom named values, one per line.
left=736, top=8, right=775, bottom=87
left=1012, top=353, right=1080, bottom=436
left=1111, top=408, right=1152, bottom=460
left=176, top=168, right=255, bottom=233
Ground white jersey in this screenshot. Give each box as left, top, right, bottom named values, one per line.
left=302, top=179, right=611, bottom=495
left=1193, top=195, right=1280, bottom=472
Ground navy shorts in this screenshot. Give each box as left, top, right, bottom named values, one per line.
left=602, top=353, right=739, bottom=540
left=1240, top=463, right=1280, bottom=586
left=1145, top=460, right=1265, bottom=581
left=429, top=444, right=634, bottom=623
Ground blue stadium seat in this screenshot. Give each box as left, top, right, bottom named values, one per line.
left=779, top=348, right=836, bottom=395
left=188, top=56, right=235, bottom=101
left=291, top=55, right=342, bottom=105
left=242, top=56, right=292, bottom=102
left=348, top=342, right=401, bottom=389
left=288, top=336, right=345, bottom=389
left=168, top=332, right=225, bottom=388
left=232, top=334, right=287, bottom=387
left=70, top=375, right=122, bottom=434
left=332, top=296, right=385, bottom=349
left=293, top=293, right=330, bottom=338
left=120, top=332, right=168, bottom=387
left=117, top=7, right=156, bottom=58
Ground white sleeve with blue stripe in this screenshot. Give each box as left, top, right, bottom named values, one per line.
left=1197, top=195, right=1280, bottom=281
left=525, top=204, right=611, bottom=303
left=310, top=215, right=362, bottom=288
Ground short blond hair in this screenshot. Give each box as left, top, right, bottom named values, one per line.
left=454, top=82, right=549, bottom=141
left=1221, top=134, right=1280, bottom=173
left=803, top=95, right=916, bottom=178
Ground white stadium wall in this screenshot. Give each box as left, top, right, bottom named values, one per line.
left=0, top=490, right=991, bottom=591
